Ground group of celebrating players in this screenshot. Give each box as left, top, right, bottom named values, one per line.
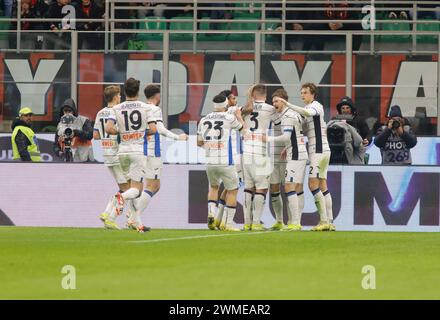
left=93, top=78, right=187, bottom=232
left=198, top=83, right=334, bottom=232
left=94, top=77, right=334, bottom=233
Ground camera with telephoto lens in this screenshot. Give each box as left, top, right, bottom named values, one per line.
left=327, top=124, right=348, bottom=164
left=59, top=114, right=78, bottom=162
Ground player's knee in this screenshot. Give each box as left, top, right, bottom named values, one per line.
left=227, top=188, right=239, bottom=194
left=244, top=188, right=254, bottom=194
left=308, top=182, right=318, bottom=192
left=284, top=183, right=295, bottom=193
left=319, top=179, right=327, bottom=191
left=270, top=184, right=280, bottom=193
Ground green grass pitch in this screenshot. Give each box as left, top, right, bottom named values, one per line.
left=0, top=227, right=439, bottom=300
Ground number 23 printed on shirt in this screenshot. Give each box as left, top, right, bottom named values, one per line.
left=203, top=121, right=224, bottom=141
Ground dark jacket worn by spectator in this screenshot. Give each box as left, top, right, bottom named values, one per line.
left=76, top=0, right=103, bottom=49
left=46, top=0, right=77, bottom=31
left=77, top=0, right=102, bottom=31
left=374, top=105, right=417, bottom=165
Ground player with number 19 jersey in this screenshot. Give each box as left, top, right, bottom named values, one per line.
left=108, top=101, right=156, bottom=155
left=108, top=100, right=156, bottom=182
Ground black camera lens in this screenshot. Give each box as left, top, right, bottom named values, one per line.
left=392, top=120, right=400, bottom=129
left=64, top=128, right=73, bottom=137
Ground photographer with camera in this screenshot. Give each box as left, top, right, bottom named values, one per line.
left=374, top=105, right=417, bottom=165
left=327, top=96, right=371, bottom=165
left=327, top=116, right=365, bottom=165
left=53, top=98, right=94, bottom=162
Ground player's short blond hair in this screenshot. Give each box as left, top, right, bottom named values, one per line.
left=252, top=84, right=267, bottom=97
left=104, top=85, right=120, bottom=103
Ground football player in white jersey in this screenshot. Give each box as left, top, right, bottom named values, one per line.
left=264, top=94, right=309, bottom=231
left=281, top=83, right=334, bottom=231
left=105, top=78, right=157, bottom=233
left=213, top=90, right=244, bottom=230
left=241, top=84, right=277, bottom=231
left=197, top=94, right=247, bottom=231
left=124, top=84, right=188, bottom=229
left=268, top=89, right=289, bottom=231
left=94, top=85, right=134, bottom=229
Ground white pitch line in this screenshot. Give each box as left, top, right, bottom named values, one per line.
left=128, top=230, right=279, bottom=244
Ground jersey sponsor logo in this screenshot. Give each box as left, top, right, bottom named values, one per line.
left=205, top=142, right=225, bottom=149
left=101, top=140, right=116, bottom=148
left=121, top=132, right=143, bottom=141
left=243, top=133, right=264, bottom=142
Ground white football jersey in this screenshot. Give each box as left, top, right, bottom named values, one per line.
left=108, top=100, right=156, bottom=155
left=198, top=111, right=243, bottom=166
left=302, top=100, right=330, bottom=154
left=94, top=107, right=120, bottom=165
left=243, top=101, right=276, bottom=158
left=278, top=108, right=308, bottom=161
left=226, top=106, right=244, bottom=165
left=271, top=110, right=288, bottom=164
left=144, top=104, right=163, bottom=158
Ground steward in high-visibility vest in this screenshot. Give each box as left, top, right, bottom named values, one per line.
left=11, top=107, right=41, bottom=162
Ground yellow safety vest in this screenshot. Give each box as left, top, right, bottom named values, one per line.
left=11, top=125, right=42, bottom=162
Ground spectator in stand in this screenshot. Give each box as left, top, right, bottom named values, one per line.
left=272, top=2, right=364, bottom=52
left=17, top=0, right=35, bottom=30
left=76, top=0, right=103, bottom=49
left=382, top=1, right=410, bottom=20
left=265, top=3, right=309, bottom=51
left=2, top=0, right=14, bottom=17
left=46, top=0, right=77, bottom=49
left=324, top=0, right=364, bottom=51
left=410, top=1, right=440, bottom=20
left=136, top=2, right=168, bottom=19
left=9, top=0, right=48, bottom=49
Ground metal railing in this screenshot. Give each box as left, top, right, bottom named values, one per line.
left=1, top=0, right=439, bottom=53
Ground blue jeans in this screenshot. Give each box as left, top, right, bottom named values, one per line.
left=3, top=0, right=13, bottom=17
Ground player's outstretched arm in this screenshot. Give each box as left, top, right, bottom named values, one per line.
left=157, top=121, right=188, bottom=141
left=265, top=131, right=290, bottom=144
left=279, top=98, right=317, bottom=117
